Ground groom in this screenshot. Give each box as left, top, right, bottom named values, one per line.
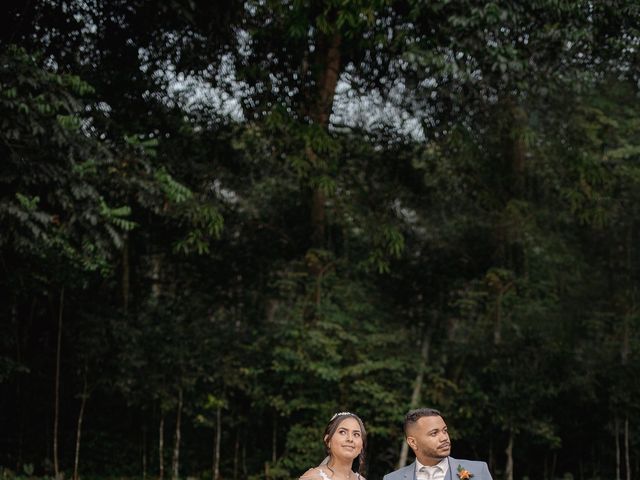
left=384, top=408, right=492, bottom=480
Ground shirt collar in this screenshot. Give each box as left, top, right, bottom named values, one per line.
left=416, top=457, right=449, bottom=474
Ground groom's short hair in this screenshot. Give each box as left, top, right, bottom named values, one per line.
left=403, top=408, right=444, bottom=436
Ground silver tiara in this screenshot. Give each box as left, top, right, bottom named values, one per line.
left=330, top=411, right=353, bottom=421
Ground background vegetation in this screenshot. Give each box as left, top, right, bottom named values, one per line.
left=1, top=2, right=640, bottom=480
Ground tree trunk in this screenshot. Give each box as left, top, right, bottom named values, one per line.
left=624, top=416, right=630, bottom=480
left=159, top=415, right=165, bottom=480
left=504, top=430, right=514, bottom=480
left=151, top=254, right=162, bottom=300
left=495, top=99, right=528, bottom=285
left=622, top=226, right=632, bottom=365
left=616, top=416, right=621, bottom=480
left=507, top=101, right=527, bottom=276
left=510, top=103, right=527, bottom=200
left=53, top=288, right=64, bottom=479
left=171, top=389, right=183, bottom=480
left=310, top=187, right=327, bottom=249
left=311, top=32, right=342, bottom=126
left=213, top=406, right=221, bottom=480
left=308, top=32, right=342, bottom=249
left=494, top=289, right=503, bottom=346
left=233, top=427, right=239, bottom=480
left=242, top=435, right=247, bottom=477
left=73, top=366, right=89, bottom=480
left=397, top=330, right=431, bottom=469
left=272, top=415, right=277, bottom=463
left=492, top=281, right=513, bottom=347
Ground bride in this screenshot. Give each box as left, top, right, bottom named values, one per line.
left=300, top=412, right=367, bottom=480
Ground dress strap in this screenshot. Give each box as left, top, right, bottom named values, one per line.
left=317, top=469, right=331, bottom=480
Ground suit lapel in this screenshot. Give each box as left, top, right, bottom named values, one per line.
left=447, top=457, right=456, bottom=480
left=408, top=462, right=417, bottom=480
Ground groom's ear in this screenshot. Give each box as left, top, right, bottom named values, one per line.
left=406, top=435, right=417, bottom=451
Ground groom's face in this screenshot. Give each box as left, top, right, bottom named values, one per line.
left=406, top=415, right=451, bottom=466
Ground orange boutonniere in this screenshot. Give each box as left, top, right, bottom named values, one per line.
left=457, top=465, right=473, bottom=480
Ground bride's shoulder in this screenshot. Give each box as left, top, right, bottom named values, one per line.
left=299, top=467, right=326, bottom=480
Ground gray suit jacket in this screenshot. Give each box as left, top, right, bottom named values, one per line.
left=383, top=458, right=493, bottom=480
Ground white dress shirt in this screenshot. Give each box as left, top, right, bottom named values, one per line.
left=415, top=458, right=449, bottom=480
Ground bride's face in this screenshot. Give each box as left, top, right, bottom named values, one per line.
left=325, top=417, right=363, bottom=460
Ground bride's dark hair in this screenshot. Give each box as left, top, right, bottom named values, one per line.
left=323, top=412, right=367, bottom=477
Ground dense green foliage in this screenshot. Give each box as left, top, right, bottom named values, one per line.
left=1, top=2, right=640, bottom=480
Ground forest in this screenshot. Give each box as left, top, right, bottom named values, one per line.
left=1, top=2, right=640, bottom=480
